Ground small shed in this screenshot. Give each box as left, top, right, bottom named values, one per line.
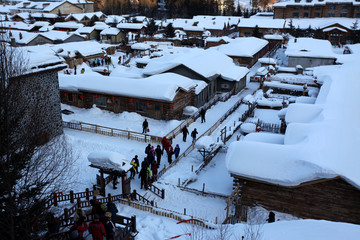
left=88, top=151, right=132, bottom=196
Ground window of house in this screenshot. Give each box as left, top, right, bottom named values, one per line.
left=340, top=12, right=347, bottom=17
left=314, top=12, right=320, bottom=17
left=155, top=104, right=161, bottom=111
left=329, top=4, right=336, bottom=10
left=294, top=6, right=299, bottom=10
left=315, top=6, right=320, bottom=10
left=303, top=12, right=309, bottom=18
left=136, top=102, right=146, bottom=112
left=328, top=12, right=335, bottom=17
left=304, top=6, right=309, bottom=10
left=342, top=4, right=348, bottom=10
left=94, top=96, right=106, bottom=107
left=292, top=12, right=299, bottom=18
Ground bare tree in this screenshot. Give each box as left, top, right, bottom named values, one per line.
left=0, top=29, right=75, bottom=239
left=212, top=223, right=233, bottom=240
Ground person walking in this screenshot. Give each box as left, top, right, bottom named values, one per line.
left=167, top=145, right=174, bottom=164
left=130, top=158, right=137, bottom=179
left=174, top=144, right=180, bottom=158
left=69, top=216, right=88, bottom=240
left=104, top=212, right=116, bottom=240
left=182, top=126, right=189, bottom=142
left=133, top=155, right=139, bottom=173
left=191, top=128, right=198, bottom=143
left=142, top=119, right=149, bottom=134
left=139, top=165, right=147, bottom=189
left=200, top=108, right=206, bottom=123
left=145, top=144, right=151, bottom=155
left=89, top=214, right=106, bottom=240
left=106, top=202, right=118, bottom=223
left=155, top=145, right=163, bottom=166
left=146, top=165, right=152, bottom=186
left=151, top=160, right=158, bottom=182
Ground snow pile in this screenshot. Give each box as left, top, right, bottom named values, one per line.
left=285, top=38, right=337, bottom=59
left=183, top=106, right=198, bottom=116
left=244, top=132, right=285, bottom=144
left=240, top=122, right=257, bottom=134
left=195, top=136, right=215, bottom=149
left=215, top=37, right=269, bottom=57
left=88, top=151, right=132, bottom=172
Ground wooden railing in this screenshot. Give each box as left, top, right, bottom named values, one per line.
left=148, top=183, right=165, bottom=199
left=130, top=190, right=154, bottom=206
left=44, top=188, right=98, bottom=208
left=63, top=121, right=162, bottom=143
left=224, top=185, right=241, bottom=224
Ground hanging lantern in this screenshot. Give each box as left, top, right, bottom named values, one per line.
left=255, top=77, right=259, bottom=81
left=80, top=95, right=85, bottom=100
left=282, top=101, right=286, bottom=105
left=146, top=101, right=151, bottom=105
left=111, top=97, right=116, bottom=101
left=256, top=127, right=261, bottom=132
left=169, top=105, right=174, bottom=109
left=129, top=99, right=134, bottom=103
left=64, top=93, right=68, bottom=97
left=303, top=86, right=307, bottom=90
left=267, top=74, right=271, bottom=77
left=262, top=77, right=266, bottom=81
left=94, top=94, right=99, bottom=98
left=104, top=69, right=107, bottom=72
left=314, top=80, right=317, bottom=83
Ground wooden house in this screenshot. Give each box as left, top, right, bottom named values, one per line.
left=65, top=12, right=106, bottom=26
left=216, top=37, right=269, bottom=67
left=76, top=26, right=97, bottom=40
left=59, top=73, right=197, bottom=120
left=100, top=27, right=124, bottom=44
left=320, top=23, right=351, bottom=45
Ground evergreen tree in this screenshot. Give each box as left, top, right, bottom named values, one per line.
left=244, top=8, right=250, bottom=18
left=165, top=23, right=175, bottom=38
left=350, top=20, right=360, bottom=43
left=145, top=18, right=158, bottom=36
left=252, top=25, right=261, bottom=38
left=288, top=19, right=295, bottom=36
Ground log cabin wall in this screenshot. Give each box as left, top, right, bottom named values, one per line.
left=233, top=176, right=360, bottom=224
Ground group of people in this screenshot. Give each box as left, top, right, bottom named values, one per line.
left=87, top=57, right=114, bottom=68
left=181, top=125, right=198, bottom=143
left=68, top=200, right=119, bottom=240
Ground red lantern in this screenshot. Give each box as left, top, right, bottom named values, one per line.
left=80, top=95, right=85, bottom=100
left=262, top=77, right=266, bottom=81
left=146, top=101, right=151, bottom=105
left=129, top=99, right=134, bottom=103
left=169, top=105, right=174, bottom=109
left=256, top=127, right=261, bottom=132
left=267, top=74, right=271, bottom=77
left=94, top=94, right=99, bottom=98
left=282, top=101, right=286, bottom=105
left=255, top=77, right=258, bottom=80
left=104, top=69, right=107, bottom=72
left=111, top=97, right=116, bottom=101
left=64, top=93, right=68, bottom=97
left=314, top=80, right=317, bottom=83
left=303, top=86, right=307, bottom=90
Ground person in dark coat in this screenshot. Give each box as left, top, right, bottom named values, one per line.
left=69, top=216, right=88, bottom=240
left=104, top=212, right=115, bottom=240
left=133, top=155, right=139, bottom=173
left=106, top=202, right=118, bottom=223
left=200, top=108, right=206, bottom=123
left=174, top=144, right=180, bottom=158
left=90, top=199, right=106, bottom=224
left=139, top=166, right=147, bottom=189
left=142, top=119, right=149, bottom=133
left=151, top=160, right=158, bottom=182
left=267, top=211, right=275, bottom=223
left=182, top=126, right=189, bottom=142
left=167, top=145, right=174, bottom=164
left=89, top=214, right=106, bottom=240
left=145, top=144, right=151, bottom=155
left=155, top=145, right=163, bottom=166
left=191, top=128, right=198, bottom=142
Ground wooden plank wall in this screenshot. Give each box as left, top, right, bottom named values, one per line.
left=233, top=177, right=360, bottom=224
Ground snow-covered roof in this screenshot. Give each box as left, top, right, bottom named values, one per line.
left=226, top=54, right=360, bottom=188
left=53, top=21, right=84, bottom=30
left=274, top=0, right=360, bottom=7
left=263, top=34, right=284, bottom=40
left=215, top=37, right=269, bottom=58
left=100, top=27, right=120, bottom=36
left=131, top=42, right=151, bottom=50
left=105, top=15, right=126, bottom=24
left=51, top=41, right=105, bottom=58
left=76, top=26, right=95, bottom=34
left=65, top=12, right=105, bottom=22
left=40, top=30, right=84, bottom=41
left=285, top=38, right=337, bottom=59
left=88, top=151, right=132, bottom=172
left=259, top=57, right=277, bottom=65
left=143, top=48, right=249, bottom=82
left=59, top=72, right=197, bottom=102
left=116, top=23, right=144, bottom=30
left=3, top=21, right=35, bottom=31
left=322, top=26, right=348, bottom=32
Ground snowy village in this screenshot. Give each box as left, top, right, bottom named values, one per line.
left=1, top=0, right=360, bottom=239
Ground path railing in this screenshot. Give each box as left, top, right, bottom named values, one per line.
left=44, top=188, right=98, bottom=208
left=63, top=121, right=162, bottom=143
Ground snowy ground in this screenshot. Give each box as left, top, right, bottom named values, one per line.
left=57, top=44, right=360, bottom=239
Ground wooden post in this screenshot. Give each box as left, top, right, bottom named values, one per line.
left=53, top=192, right=58, bottom=207
left=215, top=217, right=218, bottom=224
left=161, top=189, right=165, bottom=199
left=202, top=183, right=205, bottom=193
left=64, top=208, right=69, bottom=219
left=234, top=121, right=236, bottom=127
left=77, top=198, right=81, bottom=208
left=86, top=188, right=90, bottom=200
left=108, top=193, right=112, bottom=202
left=150, top=200, right=154, bottom=206
left=131, top=215, right=137, bottom=233
left=70, top=190, right=74, bottom=203
left=184, top=208, right=186, bottom=215
left=191, top=165, right=194, bottom=172
left=178, top=178, right=180, bottom=187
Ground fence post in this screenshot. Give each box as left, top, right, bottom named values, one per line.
left=86, top=188, right=90, bottom=200
left=191, top=165, right=193, bottom=172
left=161, top=189, right=165, bottom=199
left=77, top=198, right=81, bottom=208
left=128, top=131, right=130, bottom=140
left=151, top=200, right=154, bottom=206
left=70, top=190, right=74, bottom=203
left=64, top=208, right=69, bottom=219
left=131, top=215, right=137, bottom=233
left=216, top=217, right=218, bottom=224
left=202, top=183, right=205, bottom=193
left=108, top=193, right=112, bottom=202
left=53, top=192, right=58, bottom=207
left=178, top=178, right=180, bottom=187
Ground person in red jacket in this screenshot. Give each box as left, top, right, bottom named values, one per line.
left=89, top=214, right=106, bottom=240
left=69, top=216, right=88, bottom=239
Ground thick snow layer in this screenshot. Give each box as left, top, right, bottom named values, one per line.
left=195, top=136, right=215, bottom=149
left=144, top=48, right=248, bottom=81
left=295, top=96, right=317, bottom=104
left=259, top=57, right=277, bottom=65
left=59, top=72, right=196, bottom=101
left=285, top=103, right=323, bottom=123
left=215, top=37, right=269, bottom=57
left=285, top=38, right=337, bottom=59
left=244, top=132, right=285, bottom=144
left=88, top=151, right=132, bottom=172
left=240, top=122, right=256, bottom=133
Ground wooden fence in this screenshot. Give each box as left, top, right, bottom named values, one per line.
left=63, top=121, right=162, bottom=143
left=45, top=188, right=98, bottom=208
left=118, top=198, right=215, bottom=229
